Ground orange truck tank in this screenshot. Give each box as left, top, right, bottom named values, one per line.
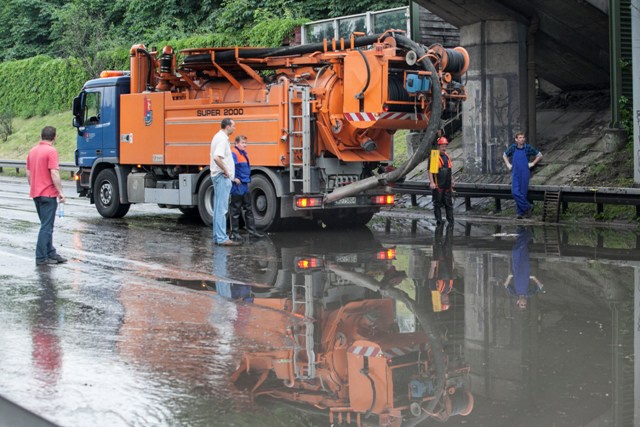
left=73, top=31, right=468, bottom=230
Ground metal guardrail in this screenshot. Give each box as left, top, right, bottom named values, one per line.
left=393, top=181, right=640, bottom=217
left=3, top=158, right=639, bottom=218
left=0, top=159, right=76, bottom=176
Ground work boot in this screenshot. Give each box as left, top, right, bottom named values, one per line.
left=230, top=213, right=241, bottom=240
left=524, top=204, right=534, bottom=218
left=244, top=210, right=265, bottom=238
left=229, top=195, right=244, bottom=238
left=218, top=239, right=241, bottom=246
left=247, top=229, right=265, bottom=238
left=50, top=254, right=68, bottom=263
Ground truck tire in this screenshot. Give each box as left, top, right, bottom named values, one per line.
left=250, top=175, right=279, bottom=230
left=93, top=169, right=130, bottom=218
left=197, top=178, right=214, bottom=226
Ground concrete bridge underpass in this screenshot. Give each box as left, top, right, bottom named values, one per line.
left=411, top=0, right=636, bottom=181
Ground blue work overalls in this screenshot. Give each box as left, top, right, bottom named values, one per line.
left=511, top=148, right=532, bottom=216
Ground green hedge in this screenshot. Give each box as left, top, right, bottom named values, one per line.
left=0, top=56, right=89, bottom=118
left=96, top=47, right=132, bottom=72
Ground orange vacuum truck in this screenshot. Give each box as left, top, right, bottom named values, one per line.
left=228, top=258, right=473, bottom=427
left=73, top=31, right=468, bottom=230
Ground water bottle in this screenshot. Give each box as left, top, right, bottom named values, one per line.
left=58, top=202, right=65, bottom=218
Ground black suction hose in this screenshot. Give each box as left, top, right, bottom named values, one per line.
left=443, top=48, right=466, bottom=75
left=183, top=35, right=383, bottom=66
left=354, top=49, right=371, bottom=105
left=361, top=357, right=377, bottom=418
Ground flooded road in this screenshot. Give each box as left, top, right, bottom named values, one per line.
left=0, top=176, right=638, bottom=426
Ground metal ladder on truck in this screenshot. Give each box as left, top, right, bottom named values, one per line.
left=288, top=85, right=312, bottom=193
left=291, top=274, right=316, bottom=380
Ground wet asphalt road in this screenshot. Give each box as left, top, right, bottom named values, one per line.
left=0, top=176, right=638, bottom=427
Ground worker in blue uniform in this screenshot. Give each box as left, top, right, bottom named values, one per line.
left=229, top=135, right=264, bottom=240
left=428, top=136, right=455, bottom=225
left=502, top=131, right=542, bottom=218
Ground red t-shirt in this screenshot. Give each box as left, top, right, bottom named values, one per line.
left=26, top=141, right=60, bottom=198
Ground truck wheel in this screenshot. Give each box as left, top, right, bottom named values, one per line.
left=93, top=169, right=130, bottom=218
left=250, top=175, right=279, bottom=230
left=197, top=178, right=214, bottom=226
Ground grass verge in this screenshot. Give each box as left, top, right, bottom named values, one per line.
left=0, top=111, right=76, bottom=162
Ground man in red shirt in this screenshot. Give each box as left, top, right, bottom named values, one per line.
left=26, top=126, right=67, bottom=265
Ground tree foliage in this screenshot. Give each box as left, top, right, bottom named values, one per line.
left=2, top=0, right=406, bottom=61
left=0, top=0, right=65, bottom=61
left=0, top=0, right=407, bottom=117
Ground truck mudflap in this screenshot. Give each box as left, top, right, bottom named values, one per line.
left=76, top=168, right=90, bottom=197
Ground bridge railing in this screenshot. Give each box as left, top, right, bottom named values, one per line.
left=393, top=181, right=640, bottom=219
left=2, top=159, right=640, bottom=219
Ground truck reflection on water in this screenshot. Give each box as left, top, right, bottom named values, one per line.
left=170, top=228, right=473, bottom=426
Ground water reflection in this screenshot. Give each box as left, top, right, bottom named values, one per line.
left=174, top=228, right=475, bottom=426
left=2, top=217, right=638, bottom=426
left=200, top=224, right=635, bottom=426
left=429, top=224, right=455, bottom=312
left=503, top=227, right=544, bottom=310
left=32, top=268, right=62, bottom=391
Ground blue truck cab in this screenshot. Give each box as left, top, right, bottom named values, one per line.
left=72, top=74, right=130, bottom=197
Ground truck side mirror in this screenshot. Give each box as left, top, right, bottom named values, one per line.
left=73, top=94, right=83, bottom=123
left=72, top=117, right=84, bottom=136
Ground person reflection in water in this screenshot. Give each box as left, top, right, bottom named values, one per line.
left=429, top=223, right=454, bottom=312
left=503, top=227, right=543, bottom=310
left=216, top=282, right=253, bottom=302
left=212, top=244, right=253, bottom=302
left=32, top=268, right=62, bottom=388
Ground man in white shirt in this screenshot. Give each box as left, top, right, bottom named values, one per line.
left=210, top=118, right=240, bottom=246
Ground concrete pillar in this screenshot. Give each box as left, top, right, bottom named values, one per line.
left=460, top=21, right=528, bottom=175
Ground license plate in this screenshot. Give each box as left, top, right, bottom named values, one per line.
left=336, top=254, right=358, bottom=263
left=335, top=197, right=356, bottom=205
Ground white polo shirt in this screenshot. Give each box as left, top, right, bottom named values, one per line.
left=210, top=129, right=235, bottom=180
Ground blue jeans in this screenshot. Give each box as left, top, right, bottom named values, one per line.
left=212, top=174, right=232, bottom=244
left=34, top=196, right=58, bottom=262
